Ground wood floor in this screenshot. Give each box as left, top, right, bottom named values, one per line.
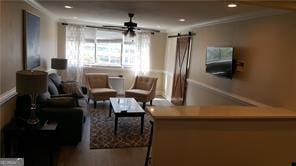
left=57, top=97, right=172, bottom=166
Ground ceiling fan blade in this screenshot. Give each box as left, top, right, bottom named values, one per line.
left=102, top=25, right=126, bottom=29
left=97, top=26, right=126, bottom=32
left=135, top=27, right=161, bottom=33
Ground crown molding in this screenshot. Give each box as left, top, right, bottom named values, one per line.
left=24, top=0, right=58, bottom=20
left=168, top=10, right=289, bottom=33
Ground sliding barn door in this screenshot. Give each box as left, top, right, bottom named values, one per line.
left=171, top=37, right=192, bottom=105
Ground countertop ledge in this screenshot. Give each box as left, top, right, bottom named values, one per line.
left=146, top=106, right=296, bottom=120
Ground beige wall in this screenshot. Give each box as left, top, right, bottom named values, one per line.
left=186, top=80, right=249, bottom=106
left=0, top=1, right=58, bottom=149
left=150, top=33, right=167, bottom=70
left=57, top=23, right=66, bottom=58
left=0, top=1, right=57, bottom=93
left=0, top=97, right=16, bottom=130
left=165, top=13, right=296, bottom=110
left=163, top=37, right=177, bottom=100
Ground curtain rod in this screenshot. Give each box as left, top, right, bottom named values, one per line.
left=61, top=22, right=124, bottom=31
left=61, top=23, right=158, bottom=34
left=168, top=32, right=195, bottom=38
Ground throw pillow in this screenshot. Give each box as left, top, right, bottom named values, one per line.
left=61, top=82, right=84, bottom=98
left=49, top=73, right=62, bottom=92
left=48, top=79, right=59, bottom=96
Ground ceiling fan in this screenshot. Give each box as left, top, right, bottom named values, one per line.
left=102, top=13, right=160, bottom=37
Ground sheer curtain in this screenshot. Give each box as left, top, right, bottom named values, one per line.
left=136, top=33, right=150, bottom=74
left=124, top=32, right=151, bottom=74
left=64, top=25, right=85, bottom=84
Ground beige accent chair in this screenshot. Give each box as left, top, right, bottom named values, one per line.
left=85, top=73, right=117, bottom=108
left=125, top=76, right=158, bottom=109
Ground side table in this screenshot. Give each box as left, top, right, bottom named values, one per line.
left=3, top=118, right=59, bottom=166
left=109, top=76, right=125, bottom=95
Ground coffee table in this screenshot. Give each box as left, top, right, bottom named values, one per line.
left=109, top=97, right=145, bottom=135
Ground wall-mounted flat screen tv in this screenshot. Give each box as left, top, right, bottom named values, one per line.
left=205, top=47, right=235, bottom=79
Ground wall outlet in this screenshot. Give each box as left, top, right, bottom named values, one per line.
left=236, top=60, right=245, bottom=72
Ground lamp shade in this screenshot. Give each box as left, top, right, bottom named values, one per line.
left=51, top=58, right=67, bottom=70
left=16, top=70, right=48, bottom=94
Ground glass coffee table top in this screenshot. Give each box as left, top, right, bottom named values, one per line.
left=109, top=97, right=145, bottom=134
left=110, top=97, right=145, bottom=114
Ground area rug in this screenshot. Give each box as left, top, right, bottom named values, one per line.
left=90, top=104, right=153, bottom=149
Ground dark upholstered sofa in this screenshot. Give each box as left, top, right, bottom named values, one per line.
left=16, top=73, right=85, bottom=145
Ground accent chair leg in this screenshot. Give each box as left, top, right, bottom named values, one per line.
left=94, top=101, right=96, bottom=108
left=88, top=98, right=90, bottom=103
left=142, top=102, right=146, bottom=109
left=109, top=102, right=112, bottom=117
left=150, top=100, right=153, bottom=106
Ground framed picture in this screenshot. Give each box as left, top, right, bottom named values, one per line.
left=23, top=10, right=40, bottom=70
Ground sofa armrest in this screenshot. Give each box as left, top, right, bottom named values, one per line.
left=51, top=93, right=75, bottom=98
left=44, top=97, right=78, bottom=107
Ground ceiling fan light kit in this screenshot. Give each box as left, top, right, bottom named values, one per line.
left=103, top=13, right=160, bottom=37
left=228, top=2, right=238, bottom=8
left=122, top=29, right=136, bottom=37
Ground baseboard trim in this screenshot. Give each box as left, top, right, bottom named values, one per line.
left=156, top=91, right=165, bottom=98
left=164, top=94, right=171, bottom=101
left=187, top=79, right=271, bottom=107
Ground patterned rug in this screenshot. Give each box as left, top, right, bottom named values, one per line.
left=90, top=103, right=153, bottom=149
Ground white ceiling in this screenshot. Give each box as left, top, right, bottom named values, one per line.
left=36, top=1, right=286, bottom=32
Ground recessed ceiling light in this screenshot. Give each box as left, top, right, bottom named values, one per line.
left=179, top=18, right=186, bottom=22
left=64, top=5, right=73, bottom=9
left=227, top=2, right=237, bottom=8
left=73, top=16, right=78, bottom=19
left=157, top=25, right=161, bottom=28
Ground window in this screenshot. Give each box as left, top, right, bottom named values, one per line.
left=81, top=40, right=95, bottom=65
left=96, top=40, right=122, bottom=66
left=80, top=30, right=150, bottom=68
left=122, top=40, right=137, bottom=66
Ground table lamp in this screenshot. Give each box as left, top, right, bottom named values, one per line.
left=51, top=58, right=67, bottom=77
left=16, top=70, right=48, bottom=125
